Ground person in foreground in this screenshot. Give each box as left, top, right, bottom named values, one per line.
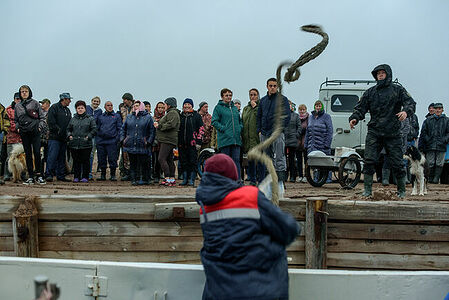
left=196, top=153, right=299, bottom=300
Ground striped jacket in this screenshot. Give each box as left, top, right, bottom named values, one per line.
left=196, top=172, right=299, bottom=300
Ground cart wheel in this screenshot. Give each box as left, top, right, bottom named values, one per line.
left=305, top=164, right=328, bottom=187
left=338, top=155, right=362, bottom=189
left=197, top=149, right=215, bottom=178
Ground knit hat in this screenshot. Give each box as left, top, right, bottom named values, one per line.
left=204, top=154, right=238, bottom=181
left=198, top=101, right=207, bottom=110
left=13, top=92, right=20, bottom=99
left=428, top=103, right=435, bottom=109
left=164, top=97, right=177, bottom=108
left=233, top=99, right=241, bottom=105
left=433, top=102, right=443, bottom=109
left=183, top=98, right=194, bottom=107
left=122, top=93, right=133, bottom=101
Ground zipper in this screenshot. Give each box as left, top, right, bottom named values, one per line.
left=230, top=105, right=236, bottom=143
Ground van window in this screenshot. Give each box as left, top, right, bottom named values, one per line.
left=331, top=95, right=359, bottom=112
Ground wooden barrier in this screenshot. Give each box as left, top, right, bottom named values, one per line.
left=0, top=195, right=449, bottom=270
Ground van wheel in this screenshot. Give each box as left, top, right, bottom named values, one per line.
left=305, top=164, right=328, bottom=187
left=338, top=155, right=361, bottom=189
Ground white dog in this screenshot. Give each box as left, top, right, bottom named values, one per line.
left=404, top=146, right=428, bottom=196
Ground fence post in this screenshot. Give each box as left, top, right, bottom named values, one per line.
left=305, top=196, right=328, bottom=269
left=12, top=196, right=39, bottom=257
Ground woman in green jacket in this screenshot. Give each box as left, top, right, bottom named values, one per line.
left=211, top=88, right=242, bottom=179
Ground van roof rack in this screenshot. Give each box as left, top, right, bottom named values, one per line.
left=320, top=79, right=376, bottom=89
left=320, top=78, right=402, bottom=89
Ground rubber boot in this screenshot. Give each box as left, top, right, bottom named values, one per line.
left=98, top=169, right=106, bottom=181
left=362, top=174, right=373, bottom=197
left=396, top=175, right=407, bottom=198
left=179, top=171, right=189, bottom=186
left=381, top=168, right=390, bottom=186
left=406, top=166, right=411, bottom=184
left=428, top=167, right=435, bottom=184
left=110, top=168, right=117, bottom=181
left=188, top=171, right=196, bottom=187
left=432, top=166, right=443, bottom=184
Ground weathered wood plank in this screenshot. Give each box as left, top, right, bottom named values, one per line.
left=328, top=200, right=449, bottom=222
left=0, top=237, right=14, bottom=251
left=328, top=238, right=449, bottom=255
left=38, top=221, right=203, bottom=237
left=39, top=236, right=305, bottom=252
left=39, top=251, right=202, bottom=263
left=328, top=223, right=449, bottom=241
left=327, top=252, right=449, bottom=270
left=38, top=251, right=306, bottom=265
left=0, top=251, right=15, bottom=257
left=0, top=222, right=12, bottom=236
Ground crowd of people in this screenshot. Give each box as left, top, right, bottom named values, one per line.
left=0, top=74, right=448, bottom=189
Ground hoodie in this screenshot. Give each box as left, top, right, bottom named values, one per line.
left=349, top=64, right=416, bottom=136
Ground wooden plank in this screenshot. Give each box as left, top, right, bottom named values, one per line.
left=38, top=202, right=157, bottom=221
left=38, top=251, right=306, bottom=266
left=39, top=221, right=203, bottom=237
left=0, top=237, right=14, bottom=251
left=328, top=223, right=449, bottom=241
left=328, top=238, right=449, bottom=255
left=0, top=251, right=15, bottom=257
left=39, top=236, right=305, bottom=252
left=13, top=197, right=39, bottom=257
left=328, top=200, right=449, bottom=222
left=0, top=222, right=12, bottom=236
left=39, top=251, right=201, bottom=263
left=327, top=252, right=449, bottom=270
left=39, top=236, right=204, bottom=252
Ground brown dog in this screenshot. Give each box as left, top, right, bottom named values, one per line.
left=8, top=144, right=29, bottom=182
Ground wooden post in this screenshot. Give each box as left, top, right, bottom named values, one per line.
left=305, top=196, right=328, bottom=269
left=12, top=196, right=39, bottom=257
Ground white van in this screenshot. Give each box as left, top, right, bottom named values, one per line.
left=319, top=79, right=376, bottom=154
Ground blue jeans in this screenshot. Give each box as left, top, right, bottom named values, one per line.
left=219, top=145, right=241, bottom=180
left=247, top=160, right=264, bottom=183
left=46, top=140, right=67, bottom=179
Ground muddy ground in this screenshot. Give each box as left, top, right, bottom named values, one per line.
left=1, top=172, right=449, bottom=201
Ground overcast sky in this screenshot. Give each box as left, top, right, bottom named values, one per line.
left=1, top=0, right=448, bottom=122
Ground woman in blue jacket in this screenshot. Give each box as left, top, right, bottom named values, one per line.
left=304, top=100, right=333, bottom=155
left=120, top=101, right=155, bottom=185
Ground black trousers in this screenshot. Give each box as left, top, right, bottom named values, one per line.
left=158, top=143, right=175, bottom=178
left=285, top=146, right=297, bottom=180
left=20, top=131, right=42, bottom=177
left=129, top=153, right=149, bottom=181
left=179, top=145, right=197, bottom=173
left=364, top=131, right=405, bottom=177
left=295, top=148, right=307, bottom=177
left=71, top=148, right=92, bottom=180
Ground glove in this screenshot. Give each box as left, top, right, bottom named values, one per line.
left=195, top=144, right=201, bottom=151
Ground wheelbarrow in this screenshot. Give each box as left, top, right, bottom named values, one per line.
left=305, top=147, right=363, bottom=188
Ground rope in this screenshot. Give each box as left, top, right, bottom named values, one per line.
left=248, top=25, right=329, bottom=206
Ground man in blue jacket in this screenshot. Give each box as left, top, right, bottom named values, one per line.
left=96, top=101, right=122, bottom=181
left=196, top=153, right=299, bottom=300
left=256, top=78, right=291, bottom=183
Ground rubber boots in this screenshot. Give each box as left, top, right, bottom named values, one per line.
left=98, top=169, right=107, bottom=181
left=432, top=166, right=443, bottom=184
left=396, top=175, right=407, bottom=198
left=188, top=171, right=196, bottom=187
left=362, top=174, right=373, bottom=197
left=110, top=168, right=117, bottom=181
left=382, top=168, right=390, bottom=186
left=179, top=171, right=189, bottom=186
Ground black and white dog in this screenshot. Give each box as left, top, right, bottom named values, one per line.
left=404, top=146, right=428, bottom=196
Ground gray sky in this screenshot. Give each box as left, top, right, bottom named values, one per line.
left=1, top=0, right=448, bottom=123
